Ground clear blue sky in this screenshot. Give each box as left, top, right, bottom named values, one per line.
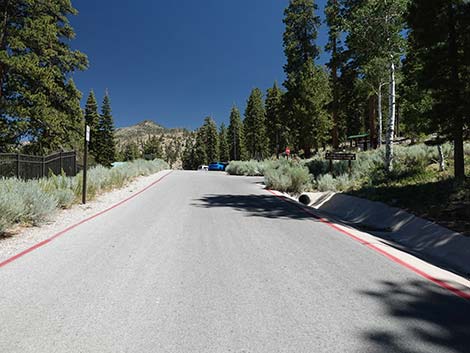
left=70, top=0, right=329, bottom=129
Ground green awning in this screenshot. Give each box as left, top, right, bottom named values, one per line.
left=347, top=133, right=369, bottom=140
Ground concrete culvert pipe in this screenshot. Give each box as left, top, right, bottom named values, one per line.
left=299, top=193, right=312, bottom=206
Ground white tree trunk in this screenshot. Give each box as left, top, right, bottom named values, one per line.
left=385, top=62, right=396, bottom=172
left=438, top=144, right=446, bottom=172
left=377, top=84, right=383, bottom=148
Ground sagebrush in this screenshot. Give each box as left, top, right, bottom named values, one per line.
left=0, top=159, right=168, bottom=234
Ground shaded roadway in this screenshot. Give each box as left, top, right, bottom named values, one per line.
left=0, top=171, right=469, bottom=353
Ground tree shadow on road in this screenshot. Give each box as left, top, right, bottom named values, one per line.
left=358, top=279, right=470, bottom=353
left=193, top=194, right=316, bottom=220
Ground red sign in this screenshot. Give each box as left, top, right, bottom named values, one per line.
left=285, top=147, right=291, bottom=156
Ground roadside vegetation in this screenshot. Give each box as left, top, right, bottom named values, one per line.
left=204, top=0, right=470, bottom=236
left=227, top=159, right=311, bottom=194
left=226, top=142, right=470, bottom=235
left=0, top=159, right=168, bottom=235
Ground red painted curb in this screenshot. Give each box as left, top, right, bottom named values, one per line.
left=0, top=171, right=173, bottom=269
left=266, top=189, right=470, bottom=301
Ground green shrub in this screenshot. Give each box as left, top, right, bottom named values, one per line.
left=264, top=160, right=310, bottom=194
left=0, top=159, right=169, bottom=234
left=0, top=179, right=57, bottom=226
left=226, top=160, right=266, bottom=176
left=335, top=174, right=355, bottom=191
left=51, top=189, right=76, bottom=209
left=39, top=173, right=76, bottom=208
left=317, top=174, right=337, bottom=192
left=0, top=181, right=26, bottom=232
left=19, top=181, right=57, bottom=225
left=226, top=143, right=458, bottom=195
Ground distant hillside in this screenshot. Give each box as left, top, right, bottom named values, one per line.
left=115, top=120, right=188, bottom=143
left=115, top=120, right=193, bottom=168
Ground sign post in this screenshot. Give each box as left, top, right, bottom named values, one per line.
left=325, top=152, right=356, bottom=175
left=82, top=125, right=90, bottom=204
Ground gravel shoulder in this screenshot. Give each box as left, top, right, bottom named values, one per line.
left=0, top=170, right=170, bottom=263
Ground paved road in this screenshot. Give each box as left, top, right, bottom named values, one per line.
left=1, top=171, right=469, bottom=353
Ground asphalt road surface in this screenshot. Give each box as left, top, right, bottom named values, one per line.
left=1, top=171, right=469, bottom=353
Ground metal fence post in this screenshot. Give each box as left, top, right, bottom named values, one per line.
left=16, top=153, right=20, bottom=178
left=74, top=151, right=77, bottom=175
left=59, top=151, right=63, bottom=174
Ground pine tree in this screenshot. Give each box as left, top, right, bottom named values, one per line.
left=265, top=82, right=285, bottom=157
left=325, top=0, right=343, bottom=149
left=282, top=0, right=325, bottom=155
left=143, top=135, right=163, bottom=160
left=96, top=93, right=116, bottom=167
left=193, top=128, right=208, bottom=167
left=165, top=138, right=180, bottom=168
left=338, top=60, right=368, bottom=139
left=218, top=123, right=230, bottom=162
left=283, top=0, right=321, bottom=78
left=244, top=88, right=268, bottom=160
left=228, top=106, right=246, bottom=160
left=0, top=116, right=15, bottom=152
left=405, top=0, right=469, bottom=180
left=123, top=142, right=140, bottom=161
left=290, top=62, right=332, bottom=155
left=0, top=0, right=88, bottom=153
left=201, top=117, right=219, bottom=162
left=400, top=42, right=434, bottom=141
left=84, top=91, right=100, bottom=160
left=182, top=136, right=196, bottom=170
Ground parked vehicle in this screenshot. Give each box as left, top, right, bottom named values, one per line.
left=208, top=162, right=227, bottom=171
left=197, top=165, right=209, bottom=171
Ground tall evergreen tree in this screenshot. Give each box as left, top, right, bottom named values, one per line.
left=84, top=91, right=100, bottom=160
left=290, top=62, right=332, bottom=155
left=142, top=135, right=163, bottom=160
left=0, top=0, right=88, bottom=153
left=282, top=0, right=328, bottom=156
left=265, top=82, right=285, bottom=157
left=182, top=136, right=196, bottom=170
left=193, top=127, right=208, bottom=167
left=338, top=59, right=368, bottom=139
left=325, top=0, right=343, bottom=148
left=123, top=142, right=140, bottom=161
left=165, top=138, right=180, bottom=168
left=406, top=0, right=469, bottom=180
left=400, top=43, right=434, bottom=142
left=96, top=93, right=116, bottom=167
left=218, top=123, right=230, bottom=162
left=283, top=0, right=321, bottom=78
left=228, top=106, right=246, bottom=160
left=244, top=88, right=268, bottom=160
left=201, top=116, right=219, bottom=162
